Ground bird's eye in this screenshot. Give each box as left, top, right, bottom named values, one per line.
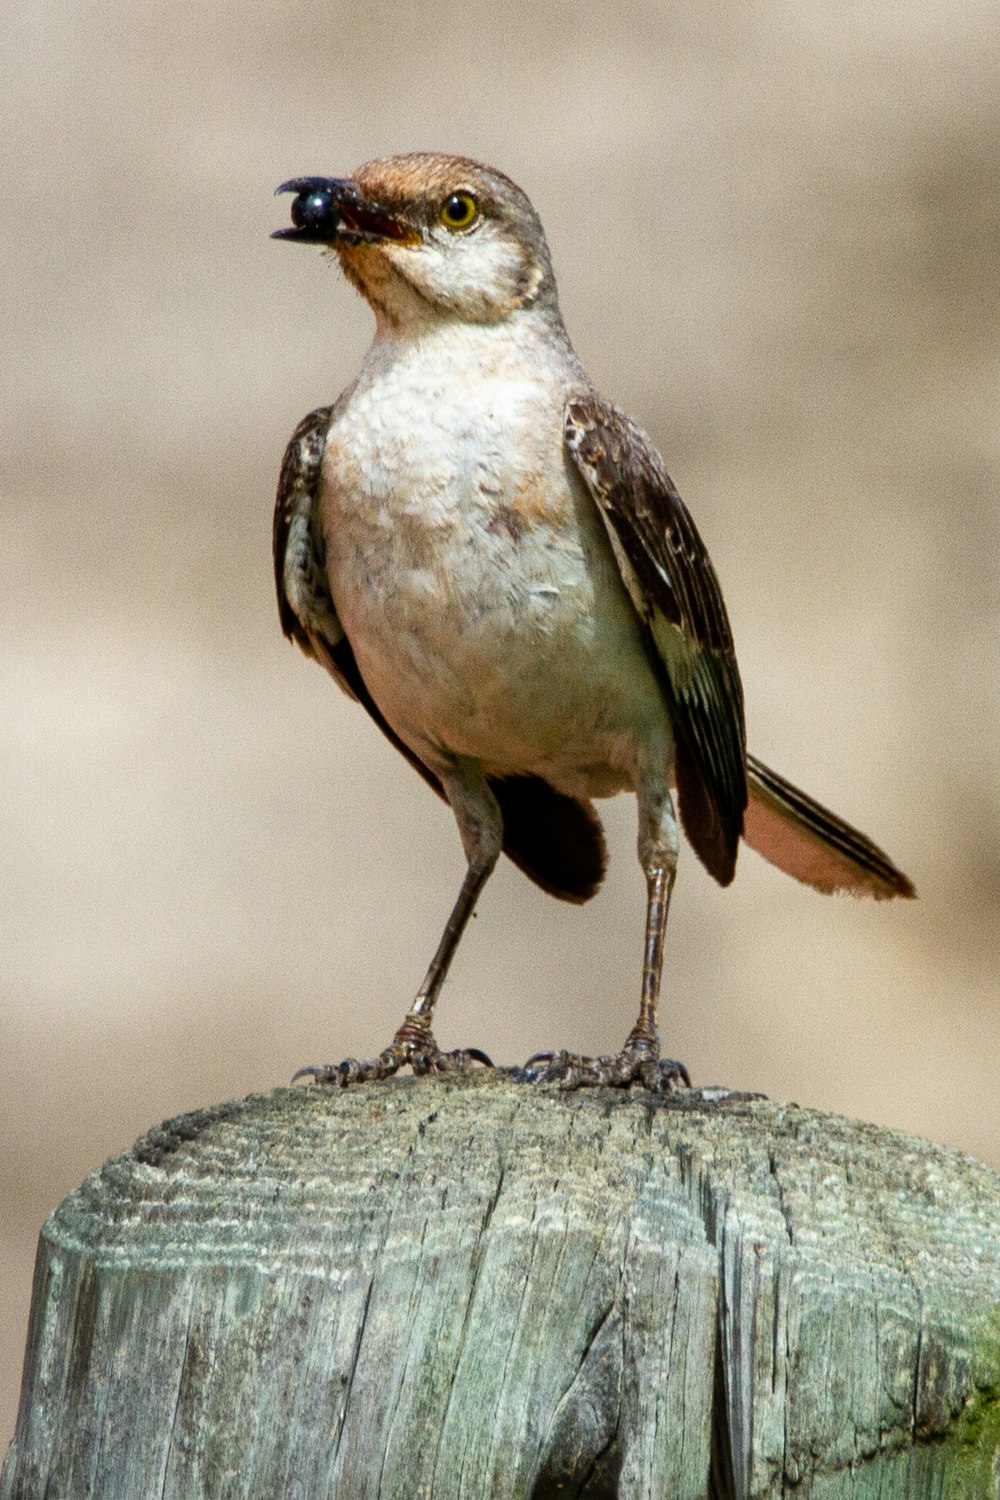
left=440, top=192, right=479, bottom=230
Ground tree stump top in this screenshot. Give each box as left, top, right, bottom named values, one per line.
left=5, top=1073, right=1000, bottom=1498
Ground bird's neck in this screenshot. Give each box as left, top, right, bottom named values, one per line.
left=365, top=302, right=577, bottom=381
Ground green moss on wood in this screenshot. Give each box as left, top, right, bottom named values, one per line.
left=949, top=1306, right=1000, bottom=1496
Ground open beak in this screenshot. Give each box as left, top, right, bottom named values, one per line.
left=272, top=177, right=419, bottom=247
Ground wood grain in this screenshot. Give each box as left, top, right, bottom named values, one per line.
left=4, top=1074, right=1000, bottom=1498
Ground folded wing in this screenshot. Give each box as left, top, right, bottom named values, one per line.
left=566, top=395, right=747, bottom=885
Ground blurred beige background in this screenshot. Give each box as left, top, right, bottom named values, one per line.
left=3, top=0, right=999, bottom=1443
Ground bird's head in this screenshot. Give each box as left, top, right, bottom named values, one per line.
left=273, top=153, right=558, bottom=331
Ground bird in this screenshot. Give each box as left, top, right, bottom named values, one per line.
left=270, top=152, right=914, bottom=1092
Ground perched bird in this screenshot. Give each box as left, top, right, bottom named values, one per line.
left=271, top=153, right=914, bottom=1091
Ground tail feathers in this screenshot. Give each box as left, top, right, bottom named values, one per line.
left=744, top=754, right=916, bottom=900
left=491, top=775, right=608, bottom=904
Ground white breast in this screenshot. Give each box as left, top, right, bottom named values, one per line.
left=319, top=322, right=670, bottom=799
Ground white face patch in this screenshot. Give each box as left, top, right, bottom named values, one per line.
left=380, top=222, right=536, bottom=323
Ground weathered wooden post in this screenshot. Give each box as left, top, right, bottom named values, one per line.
left=3, top=1072, right=1000, bottom=1498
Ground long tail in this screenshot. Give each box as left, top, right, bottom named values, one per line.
left=743, top=755, right=915, bottom=899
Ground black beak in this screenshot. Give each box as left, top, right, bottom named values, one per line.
left=272, top=178, right=418, bottom=246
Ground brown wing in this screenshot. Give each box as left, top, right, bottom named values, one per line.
left=275, top=407, right=330, bottom=647
left=566, top=395, right=747, bottom=885
left=273, top=405, right=355, bottom=690
left=274, top=406, right=608, bottom=903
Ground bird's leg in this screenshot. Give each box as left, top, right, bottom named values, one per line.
left=519, top=768, right=690, bottom=1093
left=386, top=858, right=495, bottom=1074
left=296, top=760, right=501, bottom=1085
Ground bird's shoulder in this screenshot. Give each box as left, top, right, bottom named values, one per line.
left=563, top=392, right=737, bottom=658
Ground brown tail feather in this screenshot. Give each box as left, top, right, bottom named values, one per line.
left=490, top=776, right=608, bottom=904
left=744, top=754, right=915, bottom=900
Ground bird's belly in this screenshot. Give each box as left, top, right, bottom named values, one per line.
left=324, top=482, right=669, bottom=798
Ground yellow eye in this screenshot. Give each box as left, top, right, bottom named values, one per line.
left=440, top=192, right=478, bottom=230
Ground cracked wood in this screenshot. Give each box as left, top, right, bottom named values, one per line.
left=3, top=1074, right=1000, bottom=1498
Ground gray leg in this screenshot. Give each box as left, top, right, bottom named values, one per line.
left=627, top=770, right=680, bottom=1047
left=297, top=759, right=501, bottom=1086
left=616, top=771, right=689, bottom=1085
left=518, top=764, right=690, bottom=1093
left=409, top=760, right=503, bottom=1024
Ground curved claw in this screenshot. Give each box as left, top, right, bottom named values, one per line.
left=464, top=1047, right=494, bottom=1069
left=410, top=1045, right=494, bottom=1077
left=513, top=1051, right=570, bottom=1085
left=663, top=1057, right=692, bottom=1089
left=291, top=1055, right=394, bottom=1086
left=522, top=1049, right=598, bottom=1070
left=292, top=1063, right=335, bottom=1084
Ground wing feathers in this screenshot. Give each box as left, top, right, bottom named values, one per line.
left=563, top=396, right=914, bottom=901
left=274, top=406, right=338, bottom=653
left=566, top=395, right=747, bottom=884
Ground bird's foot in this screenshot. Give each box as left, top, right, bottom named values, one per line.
left=293, top=1013, right=493, bottom=1087
left=515, top=1032, right=690, bottom=1094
